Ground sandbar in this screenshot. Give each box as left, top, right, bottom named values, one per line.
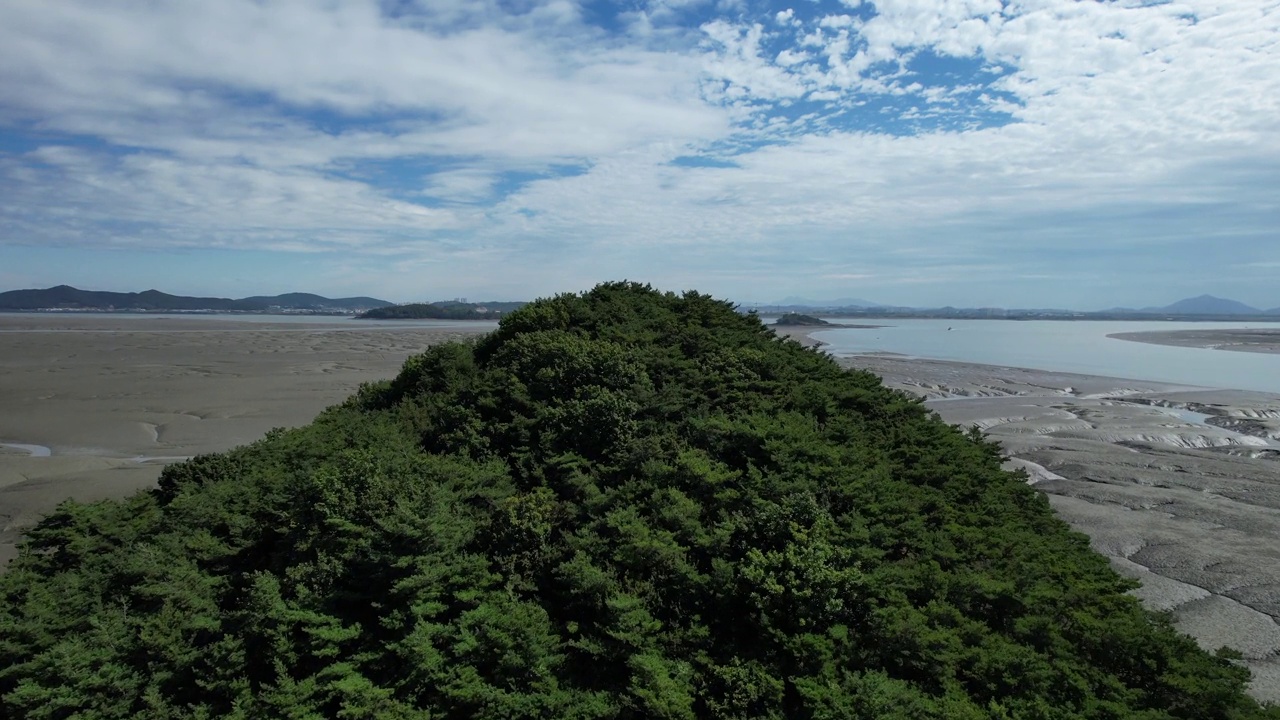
left=1110, top=328, right=1280, bottom=354
left=773, top=323, right=883, bottom=348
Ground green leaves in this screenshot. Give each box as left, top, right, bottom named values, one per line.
left=2, top=282, right=1277, bottom=719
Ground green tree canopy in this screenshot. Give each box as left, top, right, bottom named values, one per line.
left=774, top=313, right=832, bottom=326
left=2, top=282, right=1274, bottom=719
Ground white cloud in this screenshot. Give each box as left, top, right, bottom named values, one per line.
left=0, top=0, right=1277, bottom=305
left=420, top=169, right=498, bottom=204
left=1, top=1, right=728, bottom=159
left=0, top=145, right=478, bottom=255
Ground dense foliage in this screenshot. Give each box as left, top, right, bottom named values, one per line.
left=774, top=313, right=832, bottom=326
left=360, top=302, right=524, bottom=320
left=2, top=282, right=1274, bottom=719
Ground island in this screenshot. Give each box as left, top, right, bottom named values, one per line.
left=358, top=300, right=525, bottom=320
left=773, top=312, right=832, bottom=326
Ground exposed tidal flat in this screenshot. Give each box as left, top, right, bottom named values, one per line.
left=826, top=352, right=1280, bottom=702
left=782, top=320, right=1280, bottom=699
left=4, top=313, right=1280, bottom=701
left=1110, top=327, right=1280, bottom=355
left=0, top=313, right=497, bottom=567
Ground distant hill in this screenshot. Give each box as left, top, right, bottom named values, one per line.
left=359, top=301, right=525, bottom=320
left=0, top=285, right=393, bottom=312
left=1146, top=295, right=1261, bottom=315
left=236, top=293, right=393, bottom=311
left=774, top=312, right=832, bottom=326
left=0, top=286, right=240, bottom=311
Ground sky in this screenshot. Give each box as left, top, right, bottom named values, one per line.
left=0, top=0, right=1277, bottom=309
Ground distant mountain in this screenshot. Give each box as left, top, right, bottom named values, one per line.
left=1145, top=295, right=1261, bottom=315
left=0, top=286, right=239, bottom=311
left=0, top=285, right=393, bottom=312
left=772, top=296, right=880, bottom=308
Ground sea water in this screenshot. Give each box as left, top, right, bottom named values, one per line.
left=807, top=319, right=1280, bottom=395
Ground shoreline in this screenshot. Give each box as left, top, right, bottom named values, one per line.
left=832, top=352, right=1280, bottom=702
left=773, top=323, right=883, bottom=348
left=786, top=324, right=1280, bottom=391
left=1109, top=328, right=1280, bottom=355
left=775, top=325, right=1280, bottom=700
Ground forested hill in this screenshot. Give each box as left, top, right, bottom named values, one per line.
left=1, top=282, right=1274, bottom=718
left=0, top=285, right=391, bottom=312
left=774, top=312, right=832, bottom=326
left=359, top=300, right=525, bottom=320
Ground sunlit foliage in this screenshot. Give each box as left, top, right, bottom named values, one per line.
left=2, top=282, right=1274, bottom=718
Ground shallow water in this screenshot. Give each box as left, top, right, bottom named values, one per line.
left=1161, top=407, right=1215, bottom=426
left=1, top=443, right=52, bottom=457
left=810, top=320, right=1280, bottom=394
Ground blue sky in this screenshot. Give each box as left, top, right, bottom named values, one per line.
left=1, top=0, right=1277, bottom=308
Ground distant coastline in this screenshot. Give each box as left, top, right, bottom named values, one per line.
left=754, top=308, right=1280, bottom=322
left=2, top=307, right=363, bottom=317
left=6, top=285, right=1280, bottom=322
left=0, top=286, right=392, bottom=314
left=749, top=293, right=1280, bottom=321
left=358, top=301, right=524, bottom=320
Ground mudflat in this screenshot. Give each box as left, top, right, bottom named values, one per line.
left=839, top=353, right=1280, bottom=702
left=1111, top=328, right=1280, bottom=354
left=0, top=315, right=493, bottom=566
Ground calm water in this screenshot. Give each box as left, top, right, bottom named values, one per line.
left=808, top=320, right=1280, bottom=395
